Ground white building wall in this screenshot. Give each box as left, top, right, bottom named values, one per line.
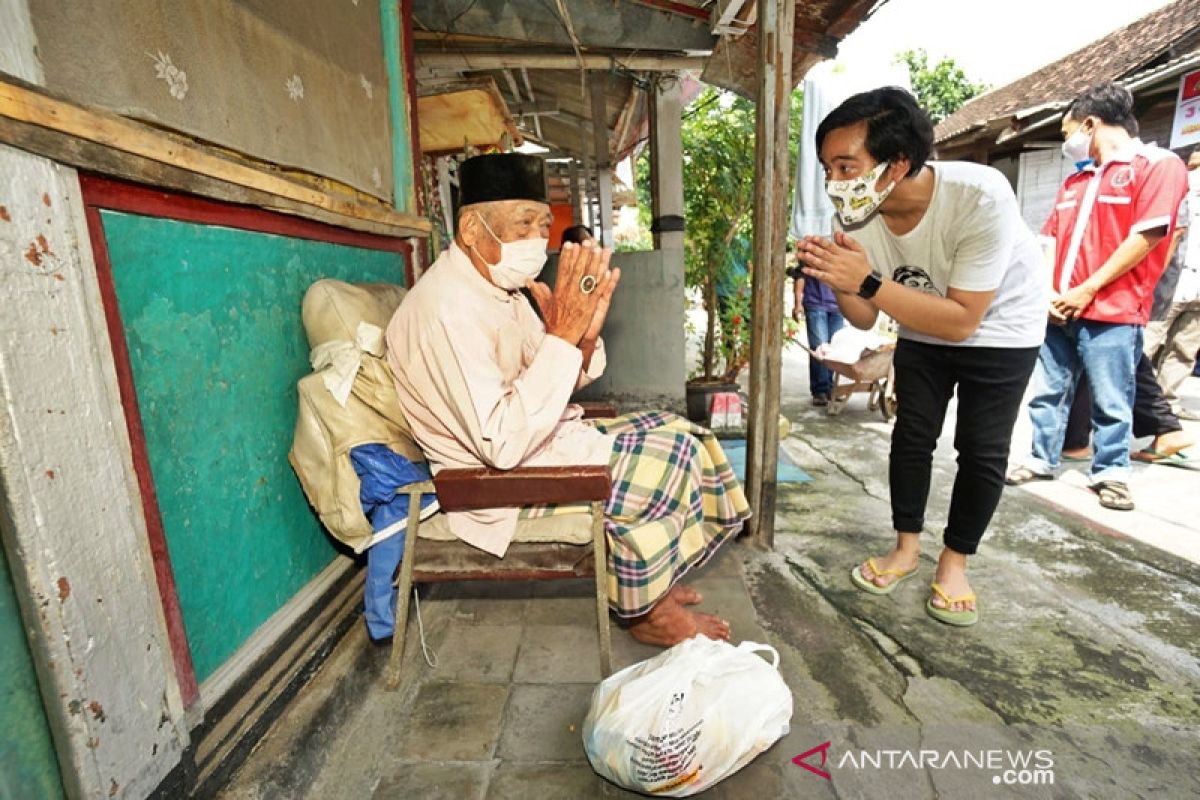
left=1015, top=148, right=1076, bottom=235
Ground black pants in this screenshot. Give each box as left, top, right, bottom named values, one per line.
left=1063, top=353, right=1182, bottom=450
left=890, top=340, right=1040, bottom=556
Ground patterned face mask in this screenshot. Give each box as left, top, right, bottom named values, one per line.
left=825, top=160, right=896, bottom=226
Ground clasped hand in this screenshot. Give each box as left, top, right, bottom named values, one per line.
left=796, top=232, right=872, bottom=294
left=1049, top=284, right=1097, bottom=322
left=528, top=242, right=621, bottom=347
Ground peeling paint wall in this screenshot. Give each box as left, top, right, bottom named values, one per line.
left=99, top=211, right=406, bottom=682
left=0, top=142, right=190, bottom=800
left=1, top=4, right=191, bottom=799
left=0, top=0, right=424, bottom=794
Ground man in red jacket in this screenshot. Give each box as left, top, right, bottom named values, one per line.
left=1007, top=83, right=1189, bottom=511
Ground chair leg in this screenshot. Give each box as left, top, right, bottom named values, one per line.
left=384, top=485, right=431, bottom=691
left=591, top=500, right=612, bottom=677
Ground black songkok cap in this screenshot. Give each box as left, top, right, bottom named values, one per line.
left=458, top=153, right=547, bottom=206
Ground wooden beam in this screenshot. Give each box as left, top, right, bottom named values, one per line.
left=416, top=51, right=708, bottom=72
left=825, top=0, right=881, bottom=39
left=569, top=159, right=583, bottom=222
left=413, top=0, right=715, bottom=51
left=622, top=0, right=711, bottom=21
left=590, top=73, right=615, bottom=246
left=511, top=101, right=562, bottom=117
left=0, top=117, right=423, bottom=239
left=520, top=67, right=544, bottom=140
left=0, top=77, right=430, bottom=236
left=746, top=0, right=796, bottom=549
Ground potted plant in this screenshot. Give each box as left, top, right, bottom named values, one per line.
left=652, top=87, right=803, bottom=421
left=679, top=90, right=756, bottom=420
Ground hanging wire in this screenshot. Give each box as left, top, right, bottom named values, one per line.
left=412, top=587, right=438, bottom=668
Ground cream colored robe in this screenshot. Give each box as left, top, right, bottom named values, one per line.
left=386, top=242, right=613, bottom=556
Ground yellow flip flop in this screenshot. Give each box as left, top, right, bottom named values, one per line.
left=849, top=558, right=917, bottom=595
left=925, top=582, right=978, bottom=627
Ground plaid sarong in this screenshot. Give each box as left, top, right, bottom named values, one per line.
left=521, top=411, right=750, bottom=617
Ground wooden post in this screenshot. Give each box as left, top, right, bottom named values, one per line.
left=745, top=0, right=796, bottom=549
left=589, top=72, right=615, bottom=246
left=569, top=158, right=582, bottom=223
left=648, top=72, right=685, bottom=252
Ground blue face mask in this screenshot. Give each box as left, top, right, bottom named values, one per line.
left=1074, top=159, right=1094, bottom=171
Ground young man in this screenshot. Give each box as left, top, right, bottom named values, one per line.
left=798, top=87, right=1046, bottom=627
left=1007, top=83, right=1189, bottom=509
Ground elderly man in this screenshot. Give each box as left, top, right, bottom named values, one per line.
left=386, top=153, right=749, bottom=646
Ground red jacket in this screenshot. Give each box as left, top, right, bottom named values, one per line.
left=1041, top=140, right=1188, bottom=325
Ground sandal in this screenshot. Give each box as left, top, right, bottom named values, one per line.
left=1004, top=466, right=1053, bottom=486
left=1131, top=448, right=1196, bottom=469
left=925, top=582, right=978, bottom=627
left=1091, top=480, right=1134, bottom=511
left=850, top=557, right=917, bottom=595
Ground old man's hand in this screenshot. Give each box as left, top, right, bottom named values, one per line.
left=527, top=241, right=615, bottom=347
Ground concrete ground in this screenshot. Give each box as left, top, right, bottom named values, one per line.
left=220, top=348, right=1200, bottom=800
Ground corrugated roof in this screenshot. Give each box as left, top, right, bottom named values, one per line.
left=934, top=0, right=1200, bottom=143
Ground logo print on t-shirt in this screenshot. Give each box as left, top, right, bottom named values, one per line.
left=1110, top=166, right=1135, bottom=188
left=892, top=265, right=942, bottom=296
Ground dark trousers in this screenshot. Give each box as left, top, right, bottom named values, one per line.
left=890, top=340, right=1040, bottom=556
left=1063, top=353, right=1182, bottom=450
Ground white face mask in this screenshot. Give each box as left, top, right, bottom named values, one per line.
left=1061, top=124, right=1093, bottom=166
left=826, top=161, right=896, bottom=226
left=472, top=214, right=548, bottom=290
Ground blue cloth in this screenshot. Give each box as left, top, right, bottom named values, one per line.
left=1025, top=321, right=1140, bottom=483
left=350, top=444, right=437, bottom=640
left=716, top=236, right=751, bottom=300
left=720, top=439, right=812, bottom=483
left=801, top=278, right=840, bottom=313
left=805, top=309, right=845, bottom=396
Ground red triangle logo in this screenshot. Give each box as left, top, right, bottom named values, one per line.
left=792, top=741, right=832, bottom=780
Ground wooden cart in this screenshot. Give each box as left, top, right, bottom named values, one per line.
left=803, top=341, right=897, bottom=421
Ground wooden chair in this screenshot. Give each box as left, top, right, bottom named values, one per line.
left=384, top=404, right=617, bottom=690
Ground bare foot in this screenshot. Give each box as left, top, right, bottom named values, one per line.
left=628, top=597, right=730, bottom=647
left=930, top=549, right=975, bottom=612
left=858, top=549, right=919, bottom=590
left=668, top=583, right=703, bottom=606
left=692, top=612, right=731, bottom=641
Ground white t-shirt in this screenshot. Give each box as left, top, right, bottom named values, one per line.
left=836, top=161, right=1048, bottom=348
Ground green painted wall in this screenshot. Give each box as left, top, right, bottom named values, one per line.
left=101, top=211, right=406, bottom=682
left=0, top=546, right=66, bottom=800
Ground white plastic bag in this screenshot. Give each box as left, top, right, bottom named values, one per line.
left=583, top=636, right=793, bottom=796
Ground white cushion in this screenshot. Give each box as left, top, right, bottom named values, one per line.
left=417, top=510, right=594, bottom=545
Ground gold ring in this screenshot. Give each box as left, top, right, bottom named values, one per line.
left=579, top=275, right=597, bottom=294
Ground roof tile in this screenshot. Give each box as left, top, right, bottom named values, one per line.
left=934, top=0, right=1200, bottom=142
